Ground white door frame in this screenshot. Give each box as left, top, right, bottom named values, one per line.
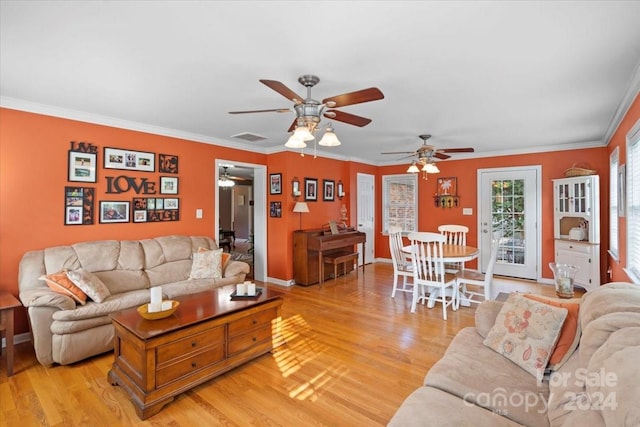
left=477, top=166, right=542, bottom=281
left=356, top=172, right=375, bottom=266
left=215, top=159, right=267, bottom=282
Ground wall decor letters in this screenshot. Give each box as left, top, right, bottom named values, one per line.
left=69, top=141, right=98, bottom=154
left=105, top=176, right=157, bottom=194
left=158, top=154, right=179, bottom=174
left=104, top=147, right=155, bottom=172
left=64, top=186, right=94, bottom=225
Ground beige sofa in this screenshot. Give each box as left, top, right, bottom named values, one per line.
left=18, top=235, right=250, bottom=366
left=388, top=282, right=640, bottom=426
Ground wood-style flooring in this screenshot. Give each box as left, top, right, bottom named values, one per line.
left=0, top=263, right=563, bottom=426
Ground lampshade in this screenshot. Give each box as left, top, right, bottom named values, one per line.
left=422, top=162, right=440, bottom=174
left=293, top=125, right=314, bottom=141
left=284, top=134, right=307, bottom=148
left=293, top=202, right=310, bottom=213
left=318, top=124, right=341, bottom=146
left=219, top=177, right=235, bottom=187
left=407, top=161, right=420, bottom=173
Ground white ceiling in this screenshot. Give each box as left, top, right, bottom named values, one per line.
left=2, top=1, right=640, bottom=167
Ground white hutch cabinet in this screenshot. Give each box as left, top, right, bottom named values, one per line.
left=552, top=175, right=600, bottom=291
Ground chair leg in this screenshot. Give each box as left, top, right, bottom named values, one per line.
left=392, top=273, right=398, bottom=298
left=411, top=284, right=419, bottom=313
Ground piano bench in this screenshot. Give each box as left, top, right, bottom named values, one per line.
left=323, top=252, right=359, bottom=284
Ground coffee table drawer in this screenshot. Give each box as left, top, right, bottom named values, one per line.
left=156, top=345, right=225, bottom=386
left=156, top=326, right=225, bottom=364
left=228, top=324, right=273, bottom=355
left=228, top=307, right=277, bottom=337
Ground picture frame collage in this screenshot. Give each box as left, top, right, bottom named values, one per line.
left=66, top=145, right=180, bottom=225
left=269, top=172, right=341, bottom=218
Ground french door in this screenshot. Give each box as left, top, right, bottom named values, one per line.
left=478, top=166, right=540, bottom=280
left=356, top=173, right=375, bottom=266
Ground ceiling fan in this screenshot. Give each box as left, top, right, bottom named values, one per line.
left=381, top=134, right=475, bottom=161
left=229, top=75, right=384, bottom=137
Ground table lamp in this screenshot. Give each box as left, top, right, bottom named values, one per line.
left=293, top=202, right=309, bottom=230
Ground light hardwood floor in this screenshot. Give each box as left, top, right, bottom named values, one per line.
left=0, top=263, right=564, bottom=426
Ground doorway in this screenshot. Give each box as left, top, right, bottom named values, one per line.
left=215, top=159, right=267, bottom=282
left=356, top=173, right=375, bottom=265
left=477, top=166, right=541, bottom=280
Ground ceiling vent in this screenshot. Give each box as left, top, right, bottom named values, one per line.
left=231, top=132, right=268, bottom=142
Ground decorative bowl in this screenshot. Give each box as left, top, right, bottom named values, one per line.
left=137, top=300, right=179, bottom=320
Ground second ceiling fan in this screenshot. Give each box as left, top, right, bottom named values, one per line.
left=229, top=75, right=384, bottom=135
left=382, top=134, right=475, bottom=161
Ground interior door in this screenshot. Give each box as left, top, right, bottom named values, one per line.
left=356, top=173, right=375, bottom=266
left=478, top=166, right=540, bottom=280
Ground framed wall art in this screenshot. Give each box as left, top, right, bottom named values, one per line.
left=64, top=186, right=94, bottom=225
left=158, top=153, right=179, bottom=174
left=132, top=197, right=180, bottom=222
left=437, top=177, right=457, bottom=195
left=304, top=178, right=318, bottom=201
left=104, top=147, right=155, bottom=172
left=323, top=179, right=335, bottom=201
left=160, top=176, right=179, bottom=194
left=270, top=173, right=282, bottom=195
left=68, top=151, right=97, bottom=182
left=270, top=201, right=282, bottom=217
left=99, top=201, right=130, bottom=223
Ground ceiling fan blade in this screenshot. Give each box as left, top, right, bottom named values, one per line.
left=381, top=151, right=416, bottom=155
left=434, top=152, right=451, bottom=160
left=322, top=87, right=384, bottom=108
left=439, top=148, right=475, bottom=153
left=287, top=118, right=297, bottom=133
left=229, top=108, right=291, bottom=114
left=259, top=80, right=304, bottom=103
left=324, top=110, right=372, bottom=127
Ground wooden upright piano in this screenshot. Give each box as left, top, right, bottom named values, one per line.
left=293, top=227, right=366, bottom=286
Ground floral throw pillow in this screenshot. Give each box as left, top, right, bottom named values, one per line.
left=66, top=268, right=111, bottom=303
left=483, top=293, right=568, bottom=380
left=189, top=248, right=223, bottom=280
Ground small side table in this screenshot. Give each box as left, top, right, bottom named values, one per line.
left=0, top=291, right=21, bottom=377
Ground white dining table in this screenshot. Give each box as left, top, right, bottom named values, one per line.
left=402, top=244, right=480, bottom=308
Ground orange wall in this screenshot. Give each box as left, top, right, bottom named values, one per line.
left=376, top=148, right=610, bottom=277
left=606, top=93, right=640, bottom=282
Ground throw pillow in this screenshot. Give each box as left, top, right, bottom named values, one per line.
left=66, top=268, right=111, bottom=303
left=190, top=248, right=223, bottom=279
left=39, top=271, right=88, bottom=305
left=523, top=294, right=581, bottom=370
left=198, top=246, right=230, bottom=268
left=483, top=293, right=568, bottom=380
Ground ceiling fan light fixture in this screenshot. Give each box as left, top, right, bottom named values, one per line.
left=407, top=161, right=420, bottom=173
left=218, top=166, right=236, bottom=188
left=293, top=125, right=314, bottom=141
left=318, top=124, right=341, bottom=146
left=423, top=162, right=440, bottom=174
left=285, top=134, right=307, bottom=148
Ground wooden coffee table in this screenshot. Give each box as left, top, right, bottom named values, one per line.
left=108, top=282, right=284, bottom=419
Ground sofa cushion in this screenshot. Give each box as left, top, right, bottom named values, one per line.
left=189, top=248, right=223, bottom=279
left=72, top=240, right=120, bottom=271
left=484, top=294, right=567, bottom=379
left=388, top=386, right=524, bottom=427
left=39, top=272, right=87, bottom=305
left=94, top=269, right=150, bottom=295
left=475, top=300, right=504, bottom=338
left=425, top=327, right=549, bottom=427
left=52, top=288, right=151, bottom=321
left=523, top=294, right=580, bottom=370
left=66, top=268, right=111, bottom=303
left=579, top=312, right=640, bottom=368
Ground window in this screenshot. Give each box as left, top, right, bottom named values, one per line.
left=609, top=147, right=619, bottom=260
left=626, top=119, right=640, bottom=283
left=383, top=174, right=418, bottom=233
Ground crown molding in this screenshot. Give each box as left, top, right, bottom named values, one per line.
left=603, top=58, right=640, bottom=145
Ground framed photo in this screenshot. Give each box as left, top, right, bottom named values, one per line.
left=68, top=151, right=97, bottom=182
left=158, top=153, right=179, bottom=174
left=164, top=198, right=179, bottom=209
left=323, top=179, right=335, bottom=201
left=618, top=164, right=626, bottom=217
left=155, top=198, right=164, bottom=210
left=99, top=201, right=130, bottom=223
left=104, top=147, right=155, bottom=172
left=133, top=210, right=147, bottom=223
left=64, top=186, right=94, bottom=225
left=270, top=173, right=282, bottom=195
left=305, top=178, right=318, bottom=201
left=160, top=176, right=179, bottom=194
left=292, top=178, right=301, bottom=198
left=437, top=177, right=457, bottom=196
left=270, top=201, right=282, bottom=217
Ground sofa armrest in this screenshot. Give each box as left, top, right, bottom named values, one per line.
left=223, top=260, right=250, bottom=279
left=19, top=288, right=76, bottom=311
left=475, top=300, right=504, bottom=338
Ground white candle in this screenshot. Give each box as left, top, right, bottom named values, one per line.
left=149, top=286, right=163, bottom=312
left=236, top=283, right=246, bottom=296
left=247, top=283, right=256, bottom=296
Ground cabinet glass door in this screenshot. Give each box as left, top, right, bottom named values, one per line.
left=557, top=182, right=570, bottom=213
left=572, top=181, right=588, bottom=213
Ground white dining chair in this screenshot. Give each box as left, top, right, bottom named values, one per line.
left=388, top=226, right=413, bottom=298
left=408, top=232, right=458, bottom=319
left=438, top=224, right=469, bottom=273
left=455, top=233, right=500, bottom=306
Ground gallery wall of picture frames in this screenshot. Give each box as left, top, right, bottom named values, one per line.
left=65, top=141, right=180, bottom=225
